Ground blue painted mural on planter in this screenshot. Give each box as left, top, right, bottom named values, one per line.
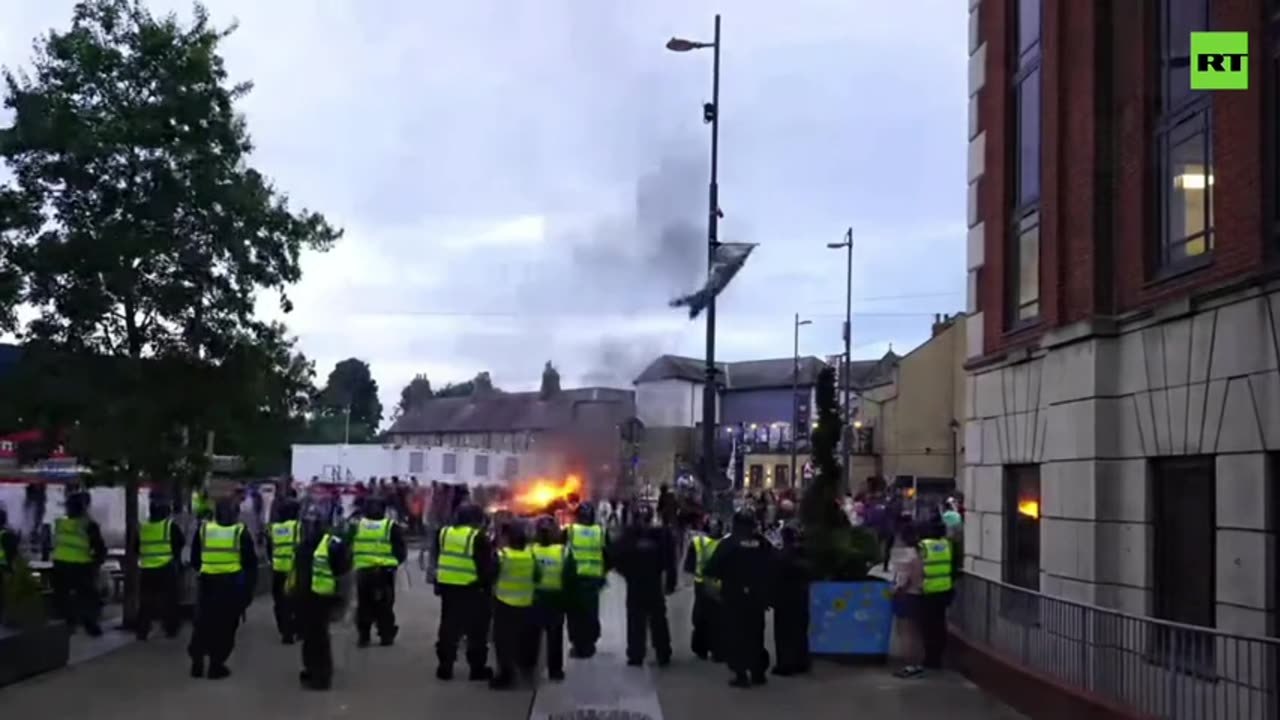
left=808, top=580, right=895, bottom=655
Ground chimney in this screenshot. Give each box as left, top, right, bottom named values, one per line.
left=931, top=313, right=950, bottom=338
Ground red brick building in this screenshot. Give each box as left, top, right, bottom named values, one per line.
left=962, top=0, right=1279, bottom=644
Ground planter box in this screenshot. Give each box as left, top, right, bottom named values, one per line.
left=0, top=621, right=71, bottom=687
left=808, top=579, right=895, bottom=659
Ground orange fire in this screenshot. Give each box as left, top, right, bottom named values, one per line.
left=1017, top=499, right=1040, bottom=519
left=513, top=474, right=583, bottom=512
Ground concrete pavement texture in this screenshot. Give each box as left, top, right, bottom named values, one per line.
left=0, top=568, right=1023, bottom=720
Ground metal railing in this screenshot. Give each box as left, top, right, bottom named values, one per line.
left=951, top=572, right=1280, bottom=720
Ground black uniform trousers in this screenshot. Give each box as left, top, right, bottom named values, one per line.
left=435, top=584, right=491, bottom=671
left=522, top=593, right=566, bottom=675
left=724, top=598, right=770, bottom=678
left=690, top=584, right=722, bottom=660
left=271, top=571, right=297, bottom=640
left=625, top=589, right=671, bottom=664
left=356, top=567, right=398, bottom=641
left=50, top=561, right=101, bottom=632
left=188, top=575, right=244, bottom=667
left=772, top=594, right=810, bottom=672
left=137, top=565, right=181, bottom=638
left=491, top=600, right=531, bottom=680
left=566, top=577, right=602, bottom=653
left=920, top=591, right=951, bottom=668
left=297, top=594, right=334, bottom=685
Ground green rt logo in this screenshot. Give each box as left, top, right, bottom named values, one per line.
left=1190, top=32, right=1248, bottom=90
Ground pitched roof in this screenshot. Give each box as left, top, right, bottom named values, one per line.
left=633, top=354, right=829, bottom=390
left=387, top=387, right=635, bottom=435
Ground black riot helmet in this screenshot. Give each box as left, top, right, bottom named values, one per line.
left=275, top=498, right=300, bottom=522
left=363, top=496, right=386, bottom=520
left=632, top=502, right=654, bottom=527
left=534, top=515, right=558, bottom=544
left=731, top=509, right=757, bottom=536
left=148, top=495, right=172, bottom=521
left=502, top=518, right=529, bottom=550
left=575, top=501, right=595, bottom=525
left=65, top=490, right=89, bottom=518
left=213, top=498, right=239, bottom=526
left=454, top=502, right=484, bottom=527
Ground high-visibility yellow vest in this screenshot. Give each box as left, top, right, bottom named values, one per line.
left=567, top=523, right=603, bottom=578
left=52, top=517, right=92, bottom=564
left=138, top=519, right=173, bottom=569
left=436, top=526, right=479, bottom=586
left=271, top=520, right=299, bottom=572
left=353, top=518, right=398, bottom=570
left=312, top=534, right=337, bottom=596
left=919, top=538, right=954, bottom=595
left=200, top=522, right=244, bottom=575
left=532, top=543, right=565, bottom=591
left=193, top=490, right=210, bottom=517
left=691, top=533, right=722, bottom=588
left=495, top=547, right=536, bottom=607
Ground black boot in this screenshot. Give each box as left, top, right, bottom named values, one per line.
left=468, top=666, right=493, bottom=681
left=207, top=664, right=231, bottom=680
left=436, top=665, right=453, bottom=681
left=729, top=673, right=751, bottom=688
left=189, top=658, right=205, bottom=678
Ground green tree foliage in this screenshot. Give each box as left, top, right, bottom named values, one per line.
left=394, top=373, right=433, bottom=418
left=435, top=371, right=501, bottom=399
left=316, top=358, right=382, bottom=439
left=539, top=361, right=561, bottom=399
left=0, top=0, right=339, bottom=619
left=800, top=366, right=879, bottom=580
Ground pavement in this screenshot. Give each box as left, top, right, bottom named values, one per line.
left=0, top=566, right=1024, bottom=720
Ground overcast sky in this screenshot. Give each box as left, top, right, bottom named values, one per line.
left=1, top=0, right=967, bottom=416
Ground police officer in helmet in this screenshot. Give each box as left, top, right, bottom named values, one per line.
left=704, top=510, right=775, bottom=688
left=135, top=493, right=185, bottom=640
left=51, top=490, right=107, bottom=636
left=188, top=498, right=258, bottom=679
left=613, top=502, right=675, bottom=667
left=432, top=502, right=495, bottom=681
left=564, top=501, right=607, bottom=658
left=526, top=514, right=575, bottom=681
left=291, top=502, right=351, bottom=690
left=268, top=498, right=301, bottom=644
left=353, top=496, right=407, bottom=647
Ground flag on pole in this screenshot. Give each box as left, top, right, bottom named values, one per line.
left=669, top=242, right=757, bottom=319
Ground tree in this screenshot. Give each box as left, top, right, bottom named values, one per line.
left=395, top=373, right=433, bottom=418
left=799, top=366, right=878, bottom=580
left=0, top=0, right=340, bottom=622
left=472, top=371, right=494, bottom=395
left=435, top=380, right=473, bottom=398
left=316, top=358, right=382, bottom=440
left=539, top=361, right=561, bottom=399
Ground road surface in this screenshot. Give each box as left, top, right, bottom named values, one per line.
left=0, top=567, right=1023, bottom=719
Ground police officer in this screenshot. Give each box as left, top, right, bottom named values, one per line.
left=684, top=515, right=724, bottom=661
left=51, top=490, right=107, bottom=636
left=564, top=501, right=607, bottom=658
left=704, top=510, right=775, bottom=688
left=135, top=494, right=185, bottom=640
left=188, top=498, right=258, bottom=679
left=491, top=520, right=538, bottom=690
left=0, top=505, right=19, bottom=616
left=918, top=521, right=955, bottom=671
left=433, top=502, right=495, bottom=682
left=291, top=504, right=352, bottom=691
left=526, top=515, right=575, bottom=681
left=771, top=525, right=811, bottom=676
left=353, top=497, right=407, bottom=647
left=613, top=503, right=675, bottom=667
left=268, top=498, right=301, bottom=644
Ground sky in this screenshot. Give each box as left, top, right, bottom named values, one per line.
left=0, top=0, right=968, bottom=420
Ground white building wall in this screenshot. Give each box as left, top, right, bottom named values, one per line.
left=963, top=282, right=1280, bottom=638
left=290, top=443, right=541, bottom=488
left=635, top=379, right=718, bottom=428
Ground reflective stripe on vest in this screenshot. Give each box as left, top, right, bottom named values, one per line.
left=53, top=517, right=92, bottom=564
left=271, top=520, right=299, bottom=572
left=436, top=526, right=479, bottom=586
left=919, top=538, right=954, bottom=595
left=691, top=534, right=722, bottom=588
left=312, top=534, right=337, bottom=596
left=495, top=547, right=536, bottom=607
left=353, top=518, right=397, bottom=569
left=532, top=543, right=565, bottom=591
left=567, top=524, right=603, bottom=578
left=201, top=522, right=244, bottom=575
left=138, top=519, right=173, bottom=569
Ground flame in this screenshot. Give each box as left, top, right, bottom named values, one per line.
left=513, top=474, right=583, bottom=512
left=1017, top=500, right=1040, bottom=519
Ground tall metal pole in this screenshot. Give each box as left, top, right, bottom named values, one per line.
left=701, top=14, right=722, bottom=505
left=841, top=227, right=853, bottom=491
left=790, top=313, right=801, bottom=488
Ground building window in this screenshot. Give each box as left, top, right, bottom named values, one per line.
left=1002, top=465, right=1041, bottom=621
left=775, top=464, right=790, bottom=488
left=442, top=453, right=457, bottom=475
left=1155, top=0, right=1214, bottom=271
left=1151, top=456, right=1215, bottom=668
left=1008, top=0, right=1041, bottom=325
left=748, top=464, right=763, bottom=489
left=474, top=454, right=489, bottom=478
left=408, top=451, right=424, bottom=474
left=504, top=456, right=519, bottom=480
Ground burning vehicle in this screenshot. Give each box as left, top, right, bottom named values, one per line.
left=485, top=473, right=586, bottom=543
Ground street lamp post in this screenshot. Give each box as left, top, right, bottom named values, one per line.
left=791, top=313, right=812, bottom=489
left=827, top=228, right=853, bottom=490
left=667, top=15, right=722, bottom=505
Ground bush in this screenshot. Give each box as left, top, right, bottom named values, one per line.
left=2, top=556, right=49, bottom=629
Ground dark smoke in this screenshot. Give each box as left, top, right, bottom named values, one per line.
left=579, top=335, right=668, bottom=387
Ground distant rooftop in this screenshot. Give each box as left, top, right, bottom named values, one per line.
left=387, top=386, right=635, bottom=435
left=633, top=354, right=863, bottom=390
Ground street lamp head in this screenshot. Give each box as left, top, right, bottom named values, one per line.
left=666, top=37, right=711, bottom=52
left=797, top=320, right=812, bottom=327
left=826, top=241, right=851, bottom=249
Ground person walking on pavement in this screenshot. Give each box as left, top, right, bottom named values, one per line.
left=290, top=503, right=352, bottom=691
left=353, top=497, right=407, bottom=647
left=613, top=503, right=676, bottom=667
left=771, top=525, right=812, bottom=676
left=51, top=490, right=106, bottom=636
left=135, top=494, right=185, bottom=640
left=268, top=498, right=301, bottom=644
left=432, top=502, right=495, bottom=682
left=704, top=510, right=776, bottom=688
left=188, top=498, right=258, bottom=680
left=684, top=515, right=725, bottom=662
left=917, top=519, right=956, bottom=672
left=564, top=501, right=607, bottom=658
left=490, top=520, right=538, bottom=690
left=526, top=515, right=575, bottom=681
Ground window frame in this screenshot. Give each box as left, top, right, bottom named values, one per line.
left=1007, top=0, right=1043, bottom=329
left=1001, top=465, right=1042, bottom=624
left=474, top=454, right=489, bottom=478
left=441, top=452, right=457, bottom=475
left=1152, top=0, right=1215, bottom=277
